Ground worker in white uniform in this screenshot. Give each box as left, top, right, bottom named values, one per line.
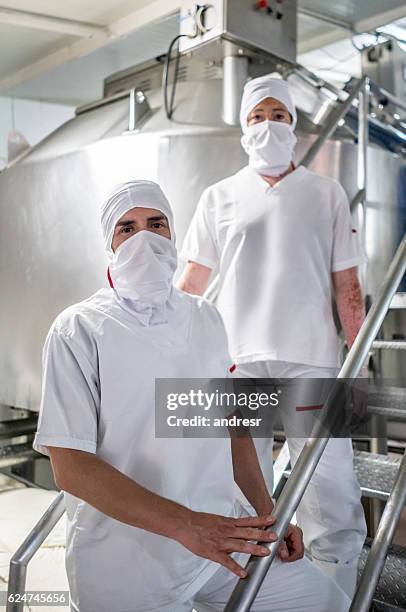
left=33, top=180, right=350, bottom=612
left=178, top=75, right=368, bottom=598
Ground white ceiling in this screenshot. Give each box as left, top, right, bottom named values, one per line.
left=0, top=0, right=152, bottom=24
left=0, top=24, right=73, bottom=80
left=6, top=15, right=179, bottom=105
left=0, top=0, right=405, bottom=107
left=299, top=0, right=406, bottom=30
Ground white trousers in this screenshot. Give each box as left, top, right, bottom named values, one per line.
left=236, top=360, right=367, bottom=599
left=158, top=555, right=350, bottom=612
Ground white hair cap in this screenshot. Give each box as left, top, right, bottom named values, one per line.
left=239, top=75, right=297, bottom=133
left=100, top=180, right=175, bottom=254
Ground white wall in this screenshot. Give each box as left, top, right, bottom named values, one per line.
left=0, top=97, right=74, bottom=169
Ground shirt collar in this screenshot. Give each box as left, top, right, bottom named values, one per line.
left=112, top=285, right=179, bottom=327
left=246, top=164, right=308, bottom=194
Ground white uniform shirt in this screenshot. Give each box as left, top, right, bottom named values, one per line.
left=180, top=165, right=365, bottom=368
left=33, top=288, right=236, bottom=612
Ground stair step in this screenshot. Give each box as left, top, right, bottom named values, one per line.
left=354, top=451, right=401, bottom=501
left=367, top=386, right=406, bottom=420
left=389, top=293, right=406, bottom=310
left=359, top=538, right=406, bottom=611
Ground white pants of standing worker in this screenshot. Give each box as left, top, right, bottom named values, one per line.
left=236, top=360, right=367, bottom=599
left=156, top=554, right=350, bottom=611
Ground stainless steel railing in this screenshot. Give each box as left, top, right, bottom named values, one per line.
left=299, top=76, right=366, bottom=168
left=224, top=232, right=406, bottom=612
left=7, top=491, right=65, bottom=612
left=350, top=450, right=406, bottom=612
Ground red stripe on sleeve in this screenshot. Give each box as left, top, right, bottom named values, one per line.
left=107, top=267, right=114, bottom=288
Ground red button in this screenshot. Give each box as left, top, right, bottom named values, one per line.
left=229, top=364, right=237, bottom=373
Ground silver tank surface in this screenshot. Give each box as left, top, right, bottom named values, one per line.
left=0, top=76, right=403, bottom=411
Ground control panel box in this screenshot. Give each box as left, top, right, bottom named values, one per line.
left=180, top=0, right=296, bottom=62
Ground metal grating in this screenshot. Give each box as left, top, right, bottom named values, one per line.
left=359, top=539, right=406, bottom=611
left=354, top=451, right=400, bottom=501
left=368, top=386, right=406, bottom=420
left=284, top=451, right=401, bottom=501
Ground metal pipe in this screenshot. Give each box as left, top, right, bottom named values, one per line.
left=128, top=88, right=137, bottom=131
left=222, top=54, right=248, bottom=126
left=357, top=77, right=369, bottom=323
left=289, top=67, right=405, bottom=147
left=224, top=233, right=406, bottom=612
left=377, top=86, right=406, bottom=113
left=0, top=417, right=37, bottom=439
left=127, top=88, right=150, bottom=132
left=300, top=77, right=366, bottom=168
left=289, top=66, right=343, bottom=99
left=350, top=451, right=406, bottom=612
left=369, top=415, right=387, bottom=535
left=357, top=79, right=369, bottom=196
left=292, top=65, right=406, bottom=119
left=7, top=491, right=65, bottom=612
left=372, top=340, right=406, bottom=350
left=350, top=188, right=366, bottom=212
left=340, top=234, right=406, bottom=378
left=0, top=443, right=40, bottom=468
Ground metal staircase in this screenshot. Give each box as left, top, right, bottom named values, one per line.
left=223, top=234, right=406, bottom=611
left=281, top=447, right=406, bottom=611
left=359, top=539, right=406, bottom=612
left=273, top=369, right=406, bottom=612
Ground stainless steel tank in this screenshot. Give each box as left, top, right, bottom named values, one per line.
left=0, top=59, right=404, bottom=411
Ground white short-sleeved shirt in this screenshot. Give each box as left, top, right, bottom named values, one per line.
left=180, top=165, right=365, bottom=368
left=33, top=288, right=237, bottom=612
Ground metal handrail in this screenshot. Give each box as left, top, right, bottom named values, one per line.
left=350, top=450, right=406, bottom=612
left=224, top=232, right=406, bottom=612
left=7, top=491, right=65, bottom=612
left=299, top=77, right=366, bottom=168
left=372, top=84, right=406, bottom=114
left=373, top=340, right=406, bottom=351
left=291, top=63, right=406, bottom=121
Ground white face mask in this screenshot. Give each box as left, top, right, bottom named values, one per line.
left=109, top=230, right=177, bottom=305
left=241, top=120, right=297, bottom=177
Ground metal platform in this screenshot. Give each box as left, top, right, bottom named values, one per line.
left=367, top=386, right=406, bottom=420
left=360, top=538, right=406, bottom=612
left=283, top=451, right=401, bottom=501
left=354, top=451, right=401, bottom=501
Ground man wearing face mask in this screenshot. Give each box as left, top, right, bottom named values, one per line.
left=178, top=75, right=367, bottom=598
left=33, top=180, right=350, bottom=612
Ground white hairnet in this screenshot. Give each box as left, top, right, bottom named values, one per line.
left=100, top=180, right=175, bottom=253
left=240, top=75, right=297, bottom=133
